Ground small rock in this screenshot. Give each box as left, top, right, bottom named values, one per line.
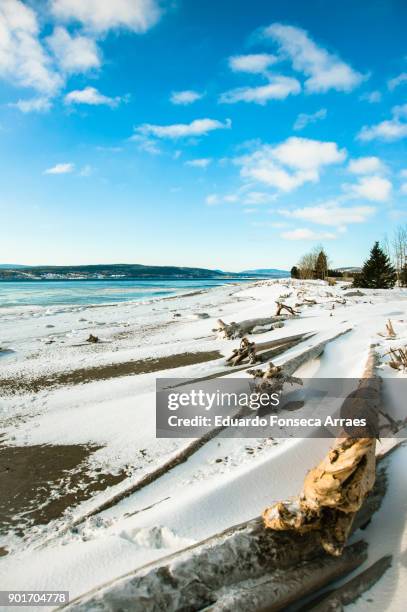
left=86, top=334, right=99, bottom=343
left=193, top=313, right=210, bottom=319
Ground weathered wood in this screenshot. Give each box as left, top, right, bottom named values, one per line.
left=62, top=457, right=390, bottom=612
left=275, top=302, right=300, bottom=316
left=263, top=347, right=380, bottom=556
left=225, top=332, right=314, bottom=367
left=213, top=316, right=288, bottom=340
left=207, top=541, right=368, bottom=612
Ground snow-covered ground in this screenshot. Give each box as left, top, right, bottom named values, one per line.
left=0, top=279, right=406, bottom=610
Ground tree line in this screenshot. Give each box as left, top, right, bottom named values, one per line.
left=290, top=224, right=407, bottom=289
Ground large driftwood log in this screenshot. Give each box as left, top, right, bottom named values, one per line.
left=263, top=349, right=380, bottom=556
left=61, top=458, right=390, bottom=612
left=213, top=316, right=288, bottom=340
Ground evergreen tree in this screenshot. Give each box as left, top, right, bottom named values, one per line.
left=314, top=250, right=328, bottom=280
left=290, top=265, right=300, bottom=279
left=353, top=242, right=396, bottom=289
left=399, top=261, right=407, bottom=287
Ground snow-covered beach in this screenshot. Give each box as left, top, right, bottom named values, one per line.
left=0, top=278, right=406, bottom=610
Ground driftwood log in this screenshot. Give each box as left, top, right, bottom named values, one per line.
left=213, top=316, right=287, bottom=340
left=225, top=332, right=315, bottom=367
left=61, top=456, right=391, bottom=612
left=263, top=349, right=380, bottom=556
left=275, top=302, right=300, bottom=316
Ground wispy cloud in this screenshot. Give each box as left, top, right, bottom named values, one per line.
left=10, top=97, right=52, bottom=113
left=281, top=228, right=337, bottom=240
left=228, top=53, right=277, bottom=74
left=50, top=0, right=162, bottom=33
left=135, top=118, right=231, bottom=139
left=293, top=108, right=327, bottom=131
left=243, top=191, right=277, bottom=205
left=280, top=202, right=375, bottom=227
left=64, top=86, right=123, bottom=107
left=185, top=158, right=212, bottom=168
left=44, top=162, right=74, bottom=175
left=387, top=72, right=407, bottom=91
left=205, top=193, right=238, bottom=205
left=236, top=137, right=346, bottom=193
left=170, top=90, right=204, bottom=105
left=130, top=134, right=162, bottom=155
left=359, top=90, right=382, bottom=103
left=219, top=77, right=301, bottom=104
left=262, top=23, right=364, bottom=92
left=357, top=104, right=407, bottom=141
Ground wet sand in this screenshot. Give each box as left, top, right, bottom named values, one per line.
left=0, top=350, right=222, bottom=395
left=0, top=444, right=126, bottom=535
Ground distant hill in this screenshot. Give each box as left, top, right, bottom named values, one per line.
left=0, top=263, right=238, bottom=281
left=239, top=268, right=289, bottom=277
left=0, top=264, right=30, bottom=269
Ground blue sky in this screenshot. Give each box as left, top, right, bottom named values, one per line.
left=0, top=0, right=406, bottom=270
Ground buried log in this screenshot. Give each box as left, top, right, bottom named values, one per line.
left=206, top=541, right=368, bottom=612
left=213, top=316, right=287, bottom=340
left=303, top=554, right=392, bottom=611
left=263, top=348, right=380, bottom=556
left=62, top=456, right=392, bottom=612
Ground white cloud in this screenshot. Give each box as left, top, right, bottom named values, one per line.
left=185, top=158, right=212, bottom=168
left=272, top=137, right=346, bottom=170
left=280, top=203, right=375, bottom=226
left=293, top=108, right=327, bottom=131
left=219, top=76, right=301, bottom=104
left=401, top=183, right=407, bottom=195
left=64, top=86, right=122, bottom=107
left=136, top=118, right=231, bottom=139
left=237, top=137, right=346, bottom=193
left=360, top=90, right=382, bottom=103
left=347, top=156, right=386, bottom=174
left=50, top=0, right=161, bottom=33
left=388, top=72, right=407, bottom=91
left=400, top=169, right=407, bottom=179
left=0, top=0, right=62, bottom=94
left=358, top=105, right=407, bottom=141
left=44, top=162, right=74, bottom=174
left=10, top=96, right=52, bottom=113
left=263, top=23, right=364, bottom=92
left=345, top=176, right=392, bottom=202
left=170, top=90, right=204, bottom=105
left=47, top=26, right=100, bottom=73
left=281, top=228, right=336, bottom=240
left=228, top=53, right=277, bottom=74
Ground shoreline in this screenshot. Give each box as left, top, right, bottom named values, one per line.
left=0, top=278, right=406, bottom=609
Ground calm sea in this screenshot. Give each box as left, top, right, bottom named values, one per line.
left=0, top=279, right=251, bottom=308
